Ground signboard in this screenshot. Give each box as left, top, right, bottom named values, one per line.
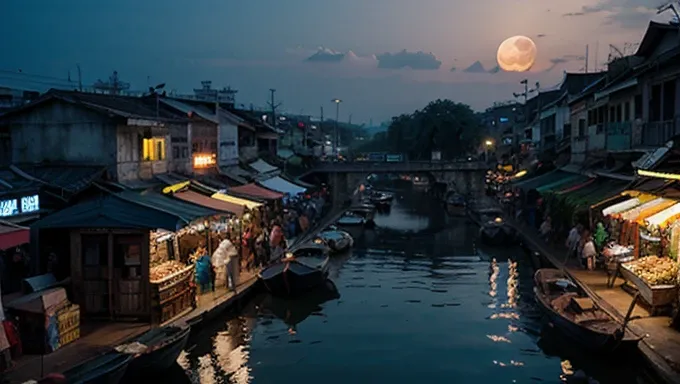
left=0, top=194, right=40, bottom=217
left=386, top=154, right=403, bottom=162
left=217, top=108, right=239, bottom=167
left=193, top=153, right=217, bottom=169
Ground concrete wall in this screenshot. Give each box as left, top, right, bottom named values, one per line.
left=9, top=100, right=117, bottom=165
left=116, top=125, right=170, bottom=182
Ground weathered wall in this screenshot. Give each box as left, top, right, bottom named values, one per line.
left=116, top=125, right=169, bottom=182
left=9, top=100, right=117, bottom=164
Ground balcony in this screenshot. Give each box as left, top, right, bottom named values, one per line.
left=605, top=122, right=632, bottom=150
left=641, top=119, right=680, bottom=147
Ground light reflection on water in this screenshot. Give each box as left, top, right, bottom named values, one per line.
left=169, top=189, right=654, bottom=384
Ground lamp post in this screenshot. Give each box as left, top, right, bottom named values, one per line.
left=332, top=98, right=342, bottom=157
left=484, top=140, right=494, bottom=163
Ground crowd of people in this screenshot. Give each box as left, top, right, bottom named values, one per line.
left=196, top=187, right=331, bottom=294
left=493, top=170, right=608, bottom=272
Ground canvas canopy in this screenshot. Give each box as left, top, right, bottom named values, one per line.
left=249, top=159, right=278, bottom=174
left=258, top=176, right=306, bottom=195
left=211, top=192, right=262, bottom=210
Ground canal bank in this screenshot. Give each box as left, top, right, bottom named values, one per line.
left=510, top=219, right=680, bottom=384
left=173, top=188, right=654, bottom=384
left=1, top=201, right=344, bottom=384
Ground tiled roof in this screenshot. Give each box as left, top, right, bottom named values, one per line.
left=2, top=89, right=189, bottom=123
left=0, top=165, right=106, bottom=196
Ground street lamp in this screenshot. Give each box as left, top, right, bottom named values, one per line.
left=332, top=98, right=342, bottom=157
left=484, top=140, right=494, bottom=163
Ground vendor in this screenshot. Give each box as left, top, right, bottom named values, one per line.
left=580, top=229, right=597, bottom=271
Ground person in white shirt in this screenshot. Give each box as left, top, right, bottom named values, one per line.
left=539, top=216, right=552, bottom=242
left=565, top=223, right=583, bottom=259
left=580, top=229, right=597, bottom=271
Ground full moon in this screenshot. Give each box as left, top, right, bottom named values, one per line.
left=496, top=35, right=537, bottom=72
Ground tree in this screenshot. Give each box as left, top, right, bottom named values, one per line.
left=356, top=99, right=483, bottom=159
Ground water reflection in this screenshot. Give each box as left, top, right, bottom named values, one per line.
left=171, top=187, right=655, bottom=384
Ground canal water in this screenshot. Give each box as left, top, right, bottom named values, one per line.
left=171, top=188, right=655, bottom=384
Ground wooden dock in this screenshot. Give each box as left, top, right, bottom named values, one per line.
left=510, top=219, right=680, bottom=384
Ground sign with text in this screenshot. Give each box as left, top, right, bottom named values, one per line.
left=0, top=194, right=40, bottom=217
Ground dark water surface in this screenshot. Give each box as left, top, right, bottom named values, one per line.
left=171, top=189, right=654, bottom=384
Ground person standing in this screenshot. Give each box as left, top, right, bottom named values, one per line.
left=580, top=229, right=597, bottom=271
left=565, top=223, right=583, bottom=260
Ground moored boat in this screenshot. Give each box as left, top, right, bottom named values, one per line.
left=446, top=193, right=466, bottom=216
left=117, top=324, right=191, bottom=378
left=259, top=249, right=330, bottom=296
left=479, top=217, right=515, bottom=246
left=533, top=269, right=640, bottom=352
left=261, top=281, right=340, bottom=328
left=314, top=230, right=354, bottom=253
left=61, top=351, right=133, bottom=384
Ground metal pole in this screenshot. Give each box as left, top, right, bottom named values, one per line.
left=335, top=102, right=340, bottom=156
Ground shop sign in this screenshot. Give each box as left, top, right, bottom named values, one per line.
left=0, top=194, right=40, bottom=217
left=193, top=153, right=217, bottom=169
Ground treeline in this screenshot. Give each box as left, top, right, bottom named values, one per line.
left=353, top=99, right=483, bottom=160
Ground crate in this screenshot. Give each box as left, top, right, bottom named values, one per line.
left=57, top=304, right=80, bottom=335
left=59, top=326, right=80, bottom=347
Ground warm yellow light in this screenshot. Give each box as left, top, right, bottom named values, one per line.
left=211, top=192, right=262, bottom=209
left=638, top=169, right=680, bottom=180
left=485, top=140, right=493, bottom=146
left=193, top=153, right=216, bottom=168
left=142, top=137, right=166, bottom=161
left=162, top=181, right=190, bottom=194
left=494, top=217, right=503, bottom=223
left=514, top=170, right=527, bottom=178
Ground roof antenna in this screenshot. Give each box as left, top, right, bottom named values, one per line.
left=657, top=2, right=680, bottom=24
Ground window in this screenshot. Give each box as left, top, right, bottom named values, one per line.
left=616, top=104, right=622, bottom=122
left=634, top=94, right=642, bottom=119
left=142, top=137, right=166, bottom=161
left=173, top=146, right=180, bottom=159
left=624, top=102, right=630, bottom=121
left=578, top=119, right=586, bottom=137
left=182, top=147, right=189, bottom=159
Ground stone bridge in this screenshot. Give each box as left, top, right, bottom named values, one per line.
left=301, top=160, right=489, bottom=201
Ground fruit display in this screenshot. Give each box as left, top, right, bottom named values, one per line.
left=623, top=256, right=679, bottom=286
left=150, top=260, right=188, bottom=282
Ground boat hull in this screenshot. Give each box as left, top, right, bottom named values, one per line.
left=446, top=204, right=466, bottom=216
left=260, top=260, right=330, bottom=297
left=63, top=352, right=132, bottom=384
left=123, top=326, right=191, bottom=377
left=533, top=287, right=637, bottom=352
left=479, top=225, right=514, bottom=245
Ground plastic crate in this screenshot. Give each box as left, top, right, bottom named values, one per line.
left=57, top=304, right=80, bottom=335
left=59, top=326, right=80, bottom=347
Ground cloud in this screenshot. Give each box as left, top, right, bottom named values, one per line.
left=376, top=50, right=442, bottom=70
left=463, top=61, right=487, bottom=73
left=561, top=1, right=657, bottom=28
left=545, top=54, right=586, bottom=72
left=305, top=47, right=345, bottom=62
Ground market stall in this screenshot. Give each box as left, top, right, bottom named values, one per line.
left=610, top=197, right=675, bottom=252
left=620, top=256, right=678, bottom=313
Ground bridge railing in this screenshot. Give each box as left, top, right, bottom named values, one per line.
left=309, top=160, right=489, bottom=173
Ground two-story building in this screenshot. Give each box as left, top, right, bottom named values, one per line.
left=538, top=72, right=606, bottom=157
left=0, top=89, right=192, bottom=188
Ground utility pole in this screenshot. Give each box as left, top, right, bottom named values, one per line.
left=267, top=89, right=282, bottom=129
left=332, top=99, right=342, bottom=156
left=585, top=45, right=589, bottom=73
left=76, top=64, right=82, bottom=91
left=320, top=106, right=324, bottom=156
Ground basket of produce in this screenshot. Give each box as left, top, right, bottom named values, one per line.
left=621, top=256, right=678, bottom=308
left=150, top=261, right=195, bottom=291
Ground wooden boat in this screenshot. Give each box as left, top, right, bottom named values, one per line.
left=446, top=193, right=466, bottom=216
left=314, top=230, right=354, bottom=253
left=479, top=216, right=515, bottom=245
left=117, top=324, right=191, bottom=378
left=533, top=269, right=641, bottom=352
left=259, top=246, right=331, bottom=296
left=61, top=351, right=132, bottom=384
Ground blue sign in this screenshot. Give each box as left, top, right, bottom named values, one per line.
left=500, top=117, right=509, bottom=123
left=0, top=194, right=40, bottom=217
